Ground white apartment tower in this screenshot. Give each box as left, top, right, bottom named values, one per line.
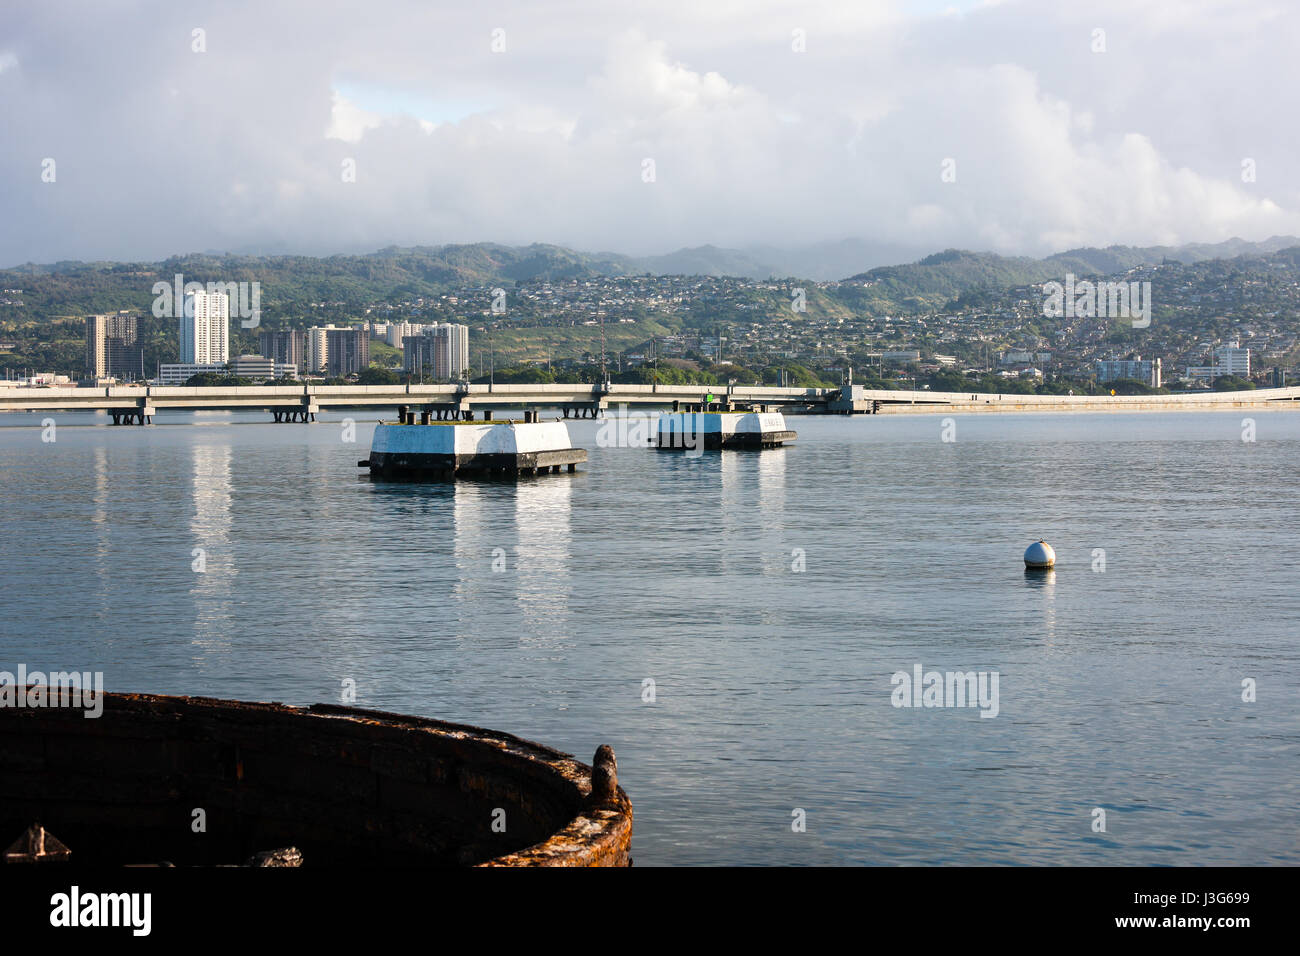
left=386, top=321, right=426, bottom=349
left=436, top=322, right=470, bottom=380
left=179, top=290, right=230, bottom=365
left=304, top=327, right=329, bottom=375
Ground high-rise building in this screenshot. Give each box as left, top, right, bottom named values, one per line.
left=438, top=323, right=470, bottom=380
left=318, top=326, right=369, bottom=377
left=304, top=327, right=329, bottom=375
left=1097, top=357, right=1161, bottom=388
left=404, top=323, right=470, bottom=380
left=326, top=327, right=368, bottom=377
left=85, top=312, right=142, bottom=381
left=386, top=321, right=425, bottom=349
left=258, top=329, right=305, bottom=372
left=179, top=290, right=229, bottom=364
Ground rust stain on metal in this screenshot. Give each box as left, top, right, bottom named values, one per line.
left=1, top=691, right=632, bottom=867
left=480, top=744, right=633, bottom=867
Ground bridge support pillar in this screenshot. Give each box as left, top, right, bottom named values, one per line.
left=565, top=401, right=607, bottom=419
left=109, top=406, right=153, bottom=426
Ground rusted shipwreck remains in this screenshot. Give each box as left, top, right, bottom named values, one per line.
left=0, top=692, right=631, bottom=867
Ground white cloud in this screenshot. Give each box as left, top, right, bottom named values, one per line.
left=325, top=92, right=385, bottom=143
left=1, top=0, right=1297, bottom=266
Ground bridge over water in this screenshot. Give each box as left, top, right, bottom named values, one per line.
left=2, top=381, right=1299, bottom=424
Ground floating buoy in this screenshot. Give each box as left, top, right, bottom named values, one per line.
left=1024, top=540, right=1056, bottom=569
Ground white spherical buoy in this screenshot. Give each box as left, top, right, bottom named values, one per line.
left=1024, top=540, right=1055, bottom=569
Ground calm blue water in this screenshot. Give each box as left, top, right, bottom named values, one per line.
left=1, top=408, right=1297, bottom=865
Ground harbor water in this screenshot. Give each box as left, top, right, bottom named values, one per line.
left=1, top=408, right=1297, bottom=865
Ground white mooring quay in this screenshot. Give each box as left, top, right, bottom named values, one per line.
left=359, top=411, right=586, bottom=480
left=655, top=411, right=797, bottom=451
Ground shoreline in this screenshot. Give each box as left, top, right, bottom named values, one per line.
left=860, top=399, right=1300, bottom=415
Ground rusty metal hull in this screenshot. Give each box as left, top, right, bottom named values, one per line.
left=0, top=692, right=631, bottom=867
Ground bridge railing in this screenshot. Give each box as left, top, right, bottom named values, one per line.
left=4, top=382, right=1298, bottom=411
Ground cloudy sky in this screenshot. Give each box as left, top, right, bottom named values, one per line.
left=2, top=0, right=1297, bottom=266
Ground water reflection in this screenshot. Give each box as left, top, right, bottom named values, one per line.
left=91, top=445, right=109, bottom=580
left=189, top=441, right=235, bottom=658
left=515, top=476, right=573, bottom=646
left=720, top=451, right=744, bottom=574
left=757, top=449, right=787, bottom=576
left=452, top=482, right=491, bottom=620
left=1022, top=567, right=1057, bottom=643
